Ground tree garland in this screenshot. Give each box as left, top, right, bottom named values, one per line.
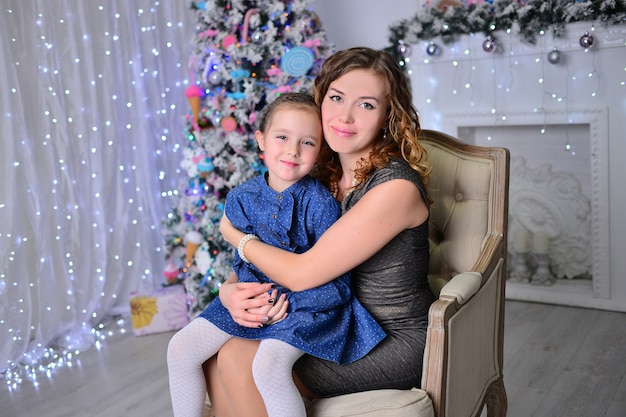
left=386, top=0, right=625, bottom=62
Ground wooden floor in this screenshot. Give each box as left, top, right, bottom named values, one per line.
left=2, top=300, right=625, bottom=417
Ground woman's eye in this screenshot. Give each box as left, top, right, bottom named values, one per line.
left=329, top=95, right=341, bottom=102
left=360, top=102, right=374, bottom=110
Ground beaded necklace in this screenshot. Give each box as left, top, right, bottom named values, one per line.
left=329, top=178, right=357, bottom=201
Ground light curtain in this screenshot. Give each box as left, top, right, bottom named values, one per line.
left=0, top=1, right=194, bottom=381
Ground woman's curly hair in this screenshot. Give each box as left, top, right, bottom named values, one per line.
left=310, top=47, right=431, bottom=203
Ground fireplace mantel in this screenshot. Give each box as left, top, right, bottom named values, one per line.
left=407, top=21, right=626, bottom=312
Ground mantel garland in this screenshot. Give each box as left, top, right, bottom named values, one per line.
left=386, top=0, right=625, bottom=63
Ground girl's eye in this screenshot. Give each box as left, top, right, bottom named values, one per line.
left=303, top=140, right=316, bottom=147
left=276, top=135, right=287, bottom=140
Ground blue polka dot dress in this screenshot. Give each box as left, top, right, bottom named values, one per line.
left=199, top=174, right=386, bottom=364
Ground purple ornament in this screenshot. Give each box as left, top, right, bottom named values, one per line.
left=482, top=37, right=497, bottom=53
left=579, top=32, right=594, bottom=49
left=397, top=42, right=412, bottom=58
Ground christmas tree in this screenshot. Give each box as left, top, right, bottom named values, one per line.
left=162, top=0, right=335, bottom=315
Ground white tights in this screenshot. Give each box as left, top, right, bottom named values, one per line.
left=167, top=318, right=305, bottom=417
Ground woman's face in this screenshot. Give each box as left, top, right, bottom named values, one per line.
left=320, top=69, right=387, bottom=161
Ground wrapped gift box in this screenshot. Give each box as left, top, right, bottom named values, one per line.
left=130, top=285, right=190, bottom=336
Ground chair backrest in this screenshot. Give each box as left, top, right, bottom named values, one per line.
left=419, top=130, right=510, bottom=417
left=420, top=130, right=509, bottom=295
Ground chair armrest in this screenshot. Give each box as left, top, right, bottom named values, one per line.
left=422, top=236, right=506, bottom=417
left=439, top=272, right=481, bottom=305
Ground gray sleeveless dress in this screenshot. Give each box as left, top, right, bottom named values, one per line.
left=293, top=159, right=435, bottom=397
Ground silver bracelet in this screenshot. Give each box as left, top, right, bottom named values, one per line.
left=237, top=234, right=259, bottom=263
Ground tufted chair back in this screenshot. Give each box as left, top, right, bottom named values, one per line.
left=423, top=130, right=506, bottom=296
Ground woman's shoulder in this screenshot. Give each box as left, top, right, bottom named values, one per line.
left=350, top=159, right=429, bottom=213
left=369, top=159, right=424, bottom=188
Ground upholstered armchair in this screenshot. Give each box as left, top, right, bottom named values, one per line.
left=307, top=130, right=510, bottom=417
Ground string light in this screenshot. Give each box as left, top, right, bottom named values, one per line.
left=1, top=2, right=191, bottom=388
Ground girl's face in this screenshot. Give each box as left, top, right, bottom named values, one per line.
left=256, top=108, right=322, bottom=192
left=320, top=69, right=387, bottom=161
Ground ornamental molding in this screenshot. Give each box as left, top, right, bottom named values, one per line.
left=443, top=107, right=610, bottom=298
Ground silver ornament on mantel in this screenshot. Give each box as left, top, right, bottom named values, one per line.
left=482, top=36, right=497, bottom=53
left=426, top=42, right=441, bottom=57
left=548, top=48, right=562, bottom=65
left=579, top=32, right=594, bottom=49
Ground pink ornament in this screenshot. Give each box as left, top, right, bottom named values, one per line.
left=163, top=261, right=179, bottom=284
left=192, top=153, right=207, bottom=164
left=198, top=29, right=219, bottom=38
left=222, top=34, right=237, bottom=48
left=303, top=39, right=321, bottom=48
left=303, top=39, right=321, bottom=56
left=267, top=67, right=282, bottom=77
left=221, top=116, right=238, bottom=132
left=185, top=85, right=204, bottom=98
left=275, top=85, right=293, bottom=94
left=248, top=112, right=257, bottom=124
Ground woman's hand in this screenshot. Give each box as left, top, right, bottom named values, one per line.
left=219, top=276, right=289, bottom=327
left=219, top=213, right=245, bottom=247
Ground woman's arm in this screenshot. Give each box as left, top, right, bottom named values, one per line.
left=221, top=179, right=427, bottom=291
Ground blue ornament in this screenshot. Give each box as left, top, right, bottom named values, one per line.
left=426, top=43, right=440, bottom=57
left=281, top=47, right=314, bottom=76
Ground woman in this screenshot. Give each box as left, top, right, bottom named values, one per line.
left=208, top=46, right=435, bottom=416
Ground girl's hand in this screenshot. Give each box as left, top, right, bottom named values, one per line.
left=219, top=280, right=276, bottom=328
left=220, top=282, right=289, bottom=327
left=251, top=292, right=289, bottom=326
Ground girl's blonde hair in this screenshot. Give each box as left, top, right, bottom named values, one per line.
left=258, top=92, right=320, bottom=134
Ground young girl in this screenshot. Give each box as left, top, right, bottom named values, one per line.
left=209, top=47, right=436, bottom=417
left=166, top=92, right=385, bottom=417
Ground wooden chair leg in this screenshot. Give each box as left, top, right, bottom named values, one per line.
left=486, top=378, right=507, bottom=417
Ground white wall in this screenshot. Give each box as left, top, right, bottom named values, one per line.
left=312, top=0, right=419, bottom=50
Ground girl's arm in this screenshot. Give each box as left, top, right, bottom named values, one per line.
left=220, top=179, right=428, bottom=291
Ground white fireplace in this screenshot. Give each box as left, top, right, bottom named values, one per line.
left=407, top=21, right=626, bottom=312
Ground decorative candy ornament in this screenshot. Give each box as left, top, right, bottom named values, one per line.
left=482, top=36, right=497, bottom=53
left=163, top=261, right=180, bottom=285
left=281, top=46, right=315, bottom=76
left=185, top=85, right=205, bottom=130
left=240, top=8, right=258, bottom=44
left=426, top=42, right=441, bottom=57
left=548, top=48, right=562, bottom=65
left=579, top=32, right=594, bottom=49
